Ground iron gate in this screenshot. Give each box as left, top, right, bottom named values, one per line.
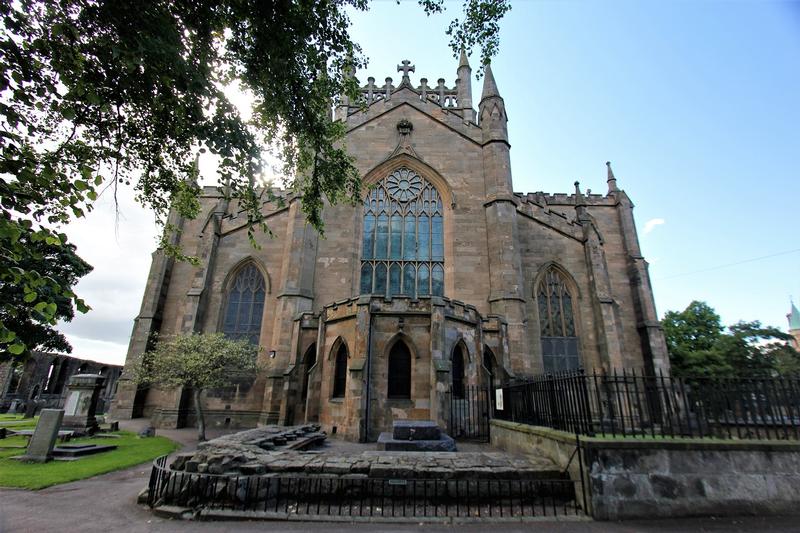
left=447, top=385, right=491, bottom=442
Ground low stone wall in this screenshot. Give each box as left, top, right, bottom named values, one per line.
left=490, top=419, right=800, bottom=520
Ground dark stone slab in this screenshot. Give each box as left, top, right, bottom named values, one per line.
left=51, top=444, right=117, bottom=458
left=377, top=432, right=456, bottom=452
left=392, top=420, right=441, bottom=441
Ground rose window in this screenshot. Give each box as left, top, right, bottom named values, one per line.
left=386, top=168, right=423, bottom=202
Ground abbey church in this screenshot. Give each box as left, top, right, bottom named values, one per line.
left=111, top=54, right=669, bottom=441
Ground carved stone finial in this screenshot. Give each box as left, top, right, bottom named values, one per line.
left=365, top=77, right=377, bottom=103
left=397, top=119, right=413, bottom=135
left=419, top=78, right=430, bottom=102
left=437, top=78, right=447, bottom=105
left=397, top=60, right=415, bottom=85
left=384, top=77, right=393, bottom=100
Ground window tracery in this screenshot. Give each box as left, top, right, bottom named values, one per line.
left=360, top=167, right=444, bottom=297
left=537, top=267, right=580, bottom=373
left=222, top=263, right=266, bottom=345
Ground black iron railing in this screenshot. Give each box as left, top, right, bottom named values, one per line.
left=447, top=385, right=491, bottom=442
left=495, top=369, right=800, bottom=441
left=147, top=455, right=583, bottom=519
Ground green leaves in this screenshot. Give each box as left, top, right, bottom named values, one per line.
left=0, top=0, right=507, bottom=361
left=663, top=301, right=800, bottom=377
left=0, top=214, right=91, bottom=360
left=7, top=343, right=25, bottom=355
left=134, top=333, right=261, bottom=391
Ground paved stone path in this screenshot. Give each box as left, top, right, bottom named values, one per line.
left=1, top=420, right=798, bottom=532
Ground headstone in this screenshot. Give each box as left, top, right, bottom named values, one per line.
left=24, top=399, right=40, bottom=419
left=0, top=427, right=7, bottom=439
left=108, top=421, right=119, bottom=432
left=8, top=400, right=19, bottom=414
left=20, top=409, right=64, bottom=463
left=61, top=374, right=105, bottom=433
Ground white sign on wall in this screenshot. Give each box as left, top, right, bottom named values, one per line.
left=495, top=388, right=504, bottom=411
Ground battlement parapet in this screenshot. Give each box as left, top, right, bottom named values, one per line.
left=515, top=191, right=617, bottom=207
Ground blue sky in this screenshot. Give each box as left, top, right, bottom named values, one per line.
left=349, top=0, right=800, bottom=328
left=59, top=1, right=799, bottom=364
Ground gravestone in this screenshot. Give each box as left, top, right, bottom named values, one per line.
left=7, top=400, right=19, bottom=414
left=24, top=398, right=40, bottom=419
left=61, top=374, right=105, bottom=433
left=20, top=409, right=64, bottom=463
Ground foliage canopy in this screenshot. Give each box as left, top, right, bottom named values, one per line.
left=662, top=300, right=800, bottom=377
left=0, top=234, right=91, bottom=361
left=0, top=0, right=510, bottom=357
left=134, top=332, right=260, bottom=440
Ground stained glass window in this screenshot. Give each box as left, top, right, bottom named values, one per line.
left=360, top=167, right=444, bottom=297
left=222, top=263, right=266, bottom=345
left=332, top=343, right=348, bottom=398
left=537, top=268, right=580, bottom=373
left=387, top=341, right=411, bottom=399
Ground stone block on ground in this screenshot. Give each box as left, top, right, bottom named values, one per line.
left=392, top=420, right=441, bottom=441
left=20, top=408, right=64, bottom=463
left=376, top=431, right=456, bottom=452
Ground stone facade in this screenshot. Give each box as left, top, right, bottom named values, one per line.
left=0, top=352, right=121, bottom=414
left=111, top=55, right=668, bottom=441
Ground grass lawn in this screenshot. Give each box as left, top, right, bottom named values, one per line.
left=0, top=431, right=178, bottom=490
left=0, top=415, right=39, bottom=430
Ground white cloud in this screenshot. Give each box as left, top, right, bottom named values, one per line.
left=62, top=334, right=129, bottom=366
left=644, top=218, right=665, bottom=235
left=57, top=185, right=159, bottom=366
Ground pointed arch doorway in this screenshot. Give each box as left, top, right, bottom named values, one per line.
left=447, top=342, right=490, bottom=442
left=299, top=343, right=319, bottom=423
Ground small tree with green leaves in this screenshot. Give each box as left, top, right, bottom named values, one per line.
left=134, top=333, right=260, bottom=441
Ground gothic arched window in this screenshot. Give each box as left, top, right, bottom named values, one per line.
left=537, top=267, right=580, bottom=373
left=387, top=341, right=411, bottom=399
left=360, top=167, right=444, bottom=297
left=332, top=343, right=348, bottom=398
left=222, top=263, right=266, bottom=345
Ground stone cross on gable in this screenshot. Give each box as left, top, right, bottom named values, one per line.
left=397, top=60, right=415, bottom=84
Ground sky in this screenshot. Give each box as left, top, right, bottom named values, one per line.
left=56, top=1, right=800, bottom=365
